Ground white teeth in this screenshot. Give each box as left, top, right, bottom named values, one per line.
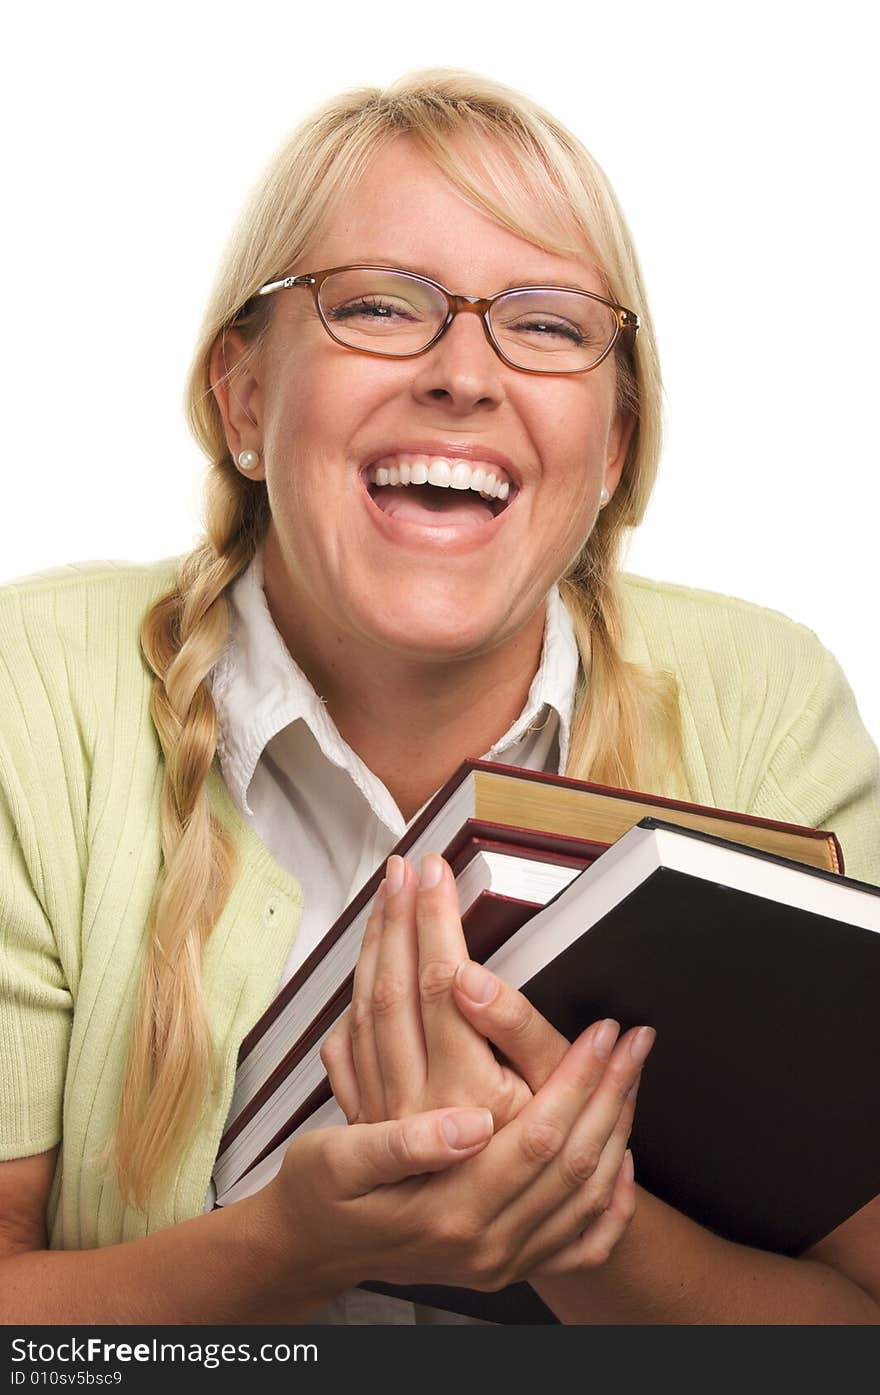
left=427, top=459, right=453, bottom=487
left=366, top=454, right=514, bottom=504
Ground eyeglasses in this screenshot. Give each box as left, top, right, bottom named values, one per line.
left=256, top=264, right=639, bottom=375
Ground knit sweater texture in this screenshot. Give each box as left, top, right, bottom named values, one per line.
left=1, top=558, right=878, bottom=1250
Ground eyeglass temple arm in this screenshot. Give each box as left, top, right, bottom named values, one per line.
left=257, top=275, right=316, bottom=298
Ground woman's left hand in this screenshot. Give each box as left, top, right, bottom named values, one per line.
left=321, top=852, right=569, bottom=1130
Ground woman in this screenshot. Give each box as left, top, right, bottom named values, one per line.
left=1, top=70, right=879, bottom=1325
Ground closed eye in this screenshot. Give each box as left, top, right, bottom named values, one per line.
left=505, top=316, right=587, bottom=344
left=327, top=296, right=424, bottom=324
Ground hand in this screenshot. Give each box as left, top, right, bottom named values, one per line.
left=268, top=1011, right=652, bottom=1297
left=449, top=952, right=648, bottom=1279
left=322, top=853, right=535, bottom=1129
left=316, top=850, right=653, bottom=1284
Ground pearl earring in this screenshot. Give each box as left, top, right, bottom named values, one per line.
left=599, top=485, right=610, bottom=508
left=237, top=449, right=260, bottom=472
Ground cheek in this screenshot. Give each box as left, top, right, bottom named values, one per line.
left=535, top=399, right=613, bottom=497
left=264, top=350, right=392, bottom=462
left=529, top=365, right=615, bottom=450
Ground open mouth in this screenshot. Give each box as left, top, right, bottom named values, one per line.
left=362, top=456, right=517, bottom=530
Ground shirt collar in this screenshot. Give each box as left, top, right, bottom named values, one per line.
left=209, top=544, right=581, bottom=817
left=481, top=582, right=579, bottom=773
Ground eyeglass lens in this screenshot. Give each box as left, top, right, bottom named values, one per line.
left=316, top=268, right=619, bottom=371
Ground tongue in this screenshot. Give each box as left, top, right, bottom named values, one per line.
left=372, top=483, right=495, bottom=528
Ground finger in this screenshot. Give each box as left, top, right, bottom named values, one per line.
left=530, top=1150, right=637, bottom=1277
left=320, top=1106, right=495, bottom=1198
left=416, top=854, right=495, bottom=1088
left=320, top=1008, right=362, bottom=1123
left=370, top=855, right=428, bottom=1113
left=510, top=1050, right=644, bottom=1263
left=466, top=1019, right=651, bottom=1226
left=531, top=1028, right=648, bottom=1213
left=452, top=1018, right=623, bottom=1214
left=453, top=959, right=570, bottom=1092
left=349, top=880, right=388, bottom=1120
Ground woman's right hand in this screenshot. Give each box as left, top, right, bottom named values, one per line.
left=259, top=1015, right=646, bottom=1302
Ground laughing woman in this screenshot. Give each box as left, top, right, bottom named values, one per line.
left=1, top=70, right=879, bottom=1325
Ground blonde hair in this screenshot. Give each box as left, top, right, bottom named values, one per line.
left=108, top=68, right=681, bottom=1209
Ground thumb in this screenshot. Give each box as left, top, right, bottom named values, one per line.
left=453, top=960, right=569, bottom=1092
left=337, top=1107, right=494, bottom=1197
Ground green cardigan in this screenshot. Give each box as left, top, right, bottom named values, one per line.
left=1, top=559, right=878, bottom=1249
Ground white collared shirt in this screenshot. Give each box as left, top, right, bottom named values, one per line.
left=209, top=545, right=581, bottom=986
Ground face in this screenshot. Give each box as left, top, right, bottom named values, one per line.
left=214, top=137, right=633, bottom=668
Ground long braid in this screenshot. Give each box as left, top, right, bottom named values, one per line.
left=561, top=502, right=683, bottom=795
left=107, top=470, right=267, bottom=1209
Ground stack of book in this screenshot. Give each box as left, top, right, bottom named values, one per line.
left=211, top=759, right=880, bottom=1321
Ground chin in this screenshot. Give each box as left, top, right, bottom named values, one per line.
left=368, top=608, right=510, bottom=662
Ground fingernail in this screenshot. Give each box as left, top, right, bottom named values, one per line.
left=441, top=1108, right=494, bottom=1150
left=592, top=1018, right=620, bottom=1060
left=630, top=1026, right=656, bottom=1066
left=623, top=1149, right=634, bottom=1183
left=419, top=853, right=444, bottom=889
left=454, top=960, right=498, bottom=1005
left=374, top=880, right=386, bottom=914
left=386, top=854, right=405, bottom=895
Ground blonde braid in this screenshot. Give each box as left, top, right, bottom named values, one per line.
left=107, top=468, right=268, bottom=1210
left=561, top=489, right=683, bottom=795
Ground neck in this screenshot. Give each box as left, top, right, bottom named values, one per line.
left=261, top=548, right=548, bottom=821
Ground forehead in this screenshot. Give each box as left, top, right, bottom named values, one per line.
left=296, top=136, right=607, bottom=299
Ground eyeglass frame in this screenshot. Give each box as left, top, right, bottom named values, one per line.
left=254, top=264, right=640, bottom=375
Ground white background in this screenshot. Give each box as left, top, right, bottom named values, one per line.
left=3, top=1, right=878, bottom=743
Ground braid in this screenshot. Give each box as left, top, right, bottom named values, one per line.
left=561, top=511, right=683, bottom=796
left=107, top=469, right=267, bottom=1210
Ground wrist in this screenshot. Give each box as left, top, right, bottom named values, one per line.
left=229, top=1177, right=351, bottom=1319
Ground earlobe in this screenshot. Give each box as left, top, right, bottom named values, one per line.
left=208, top=329, right=264, bottom=472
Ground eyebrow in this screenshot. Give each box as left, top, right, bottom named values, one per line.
left=353, top=258, right=594, bottom=296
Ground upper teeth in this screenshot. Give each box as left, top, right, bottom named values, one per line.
left=366, top=454, right=511, bottom=501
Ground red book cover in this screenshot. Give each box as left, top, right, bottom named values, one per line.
left=445, top=824, right=608, bottom=874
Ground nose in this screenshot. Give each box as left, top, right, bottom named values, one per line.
left=409, top=308, right=506, bottom=415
